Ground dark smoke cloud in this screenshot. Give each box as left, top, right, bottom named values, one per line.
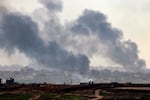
left=0, top=12, right=90, bottom=74
left=71, top=10, right=122, bottom=44
left=35, top=0, right=146, bottom=72
left=39, top=0, right=62, bottom=12
left=0, top=0, right=147, bottom=81
left=71, top=9, right=146, bottom=72
left=0, top=13, right=43, bottom=54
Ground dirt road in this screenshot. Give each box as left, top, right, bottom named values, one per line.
left=28, top=94, right=40, bottom=100
left=90, top=90, right=103, bottom=100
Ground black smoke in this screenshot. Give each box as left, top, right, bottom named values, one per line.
left=71, top=10, right=146, bottom=72
left=39, top=0, right=62, bottom=12
left=0, top=0, right=148, bottom=84
left=0, top=12, right=90, bottom=74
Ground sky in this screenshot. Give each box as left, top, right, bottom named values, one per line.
left=0, top=0, right=150, bottom=71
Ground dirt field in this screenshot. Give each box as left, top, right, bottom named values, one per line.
left=1, top=83, right=150, bottom=100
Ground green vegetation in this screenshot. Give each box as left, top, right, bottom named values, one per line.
left=38, top=93, right=56, bottom=100
left=0, top=93, right=33, bottom=100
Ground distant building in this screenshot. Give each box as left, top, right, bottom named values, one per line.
left=89, top=81, right=94, bottom=85
left=80, top=81, right=94, bottom=86
left=6, top=78, right=14, bottom=85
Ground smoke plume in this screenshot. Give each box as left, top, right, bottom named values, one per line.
left=0, top=0, right=148, bottom=83
left=70, top=10, right=146, bottom=72
left=0, top=12, right=90, bottom=74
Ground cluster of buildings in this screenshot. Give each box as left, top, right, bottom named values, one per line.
left=80, top=81, right=94, bottom=86
left=0, top=78, right=15, bottom=85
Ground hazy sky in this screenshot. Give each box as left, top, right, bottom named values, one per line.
left=0, top=0, right=150, bottom=69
